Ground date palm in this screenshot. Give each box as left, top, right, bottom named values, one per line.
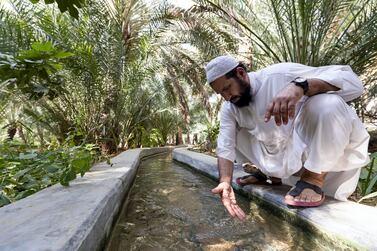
left=148, top=2, right=238, bottom=143
left=194, top=0, right=377, bottom=74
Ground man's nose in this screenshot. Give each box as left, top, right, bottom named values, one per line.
left=222, top=91, right=231, bottom=101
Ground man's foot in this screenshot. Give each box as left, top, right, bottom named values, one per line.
left=236, top=170, right=281, bottom=187
left=242, top=163, right=259, bottom=174
left=284, top=169, right=326, bottom=207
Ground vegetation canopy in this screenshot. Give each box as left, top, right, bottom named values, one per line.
left=0, top=0, right=376, bottom=206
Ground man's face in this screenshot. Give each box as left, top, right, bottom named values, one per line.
left=210, top=68, right=252, bottom=107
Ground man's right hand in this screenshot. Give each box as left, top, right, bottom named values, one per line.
left=211, top=181, right=246, bottom=221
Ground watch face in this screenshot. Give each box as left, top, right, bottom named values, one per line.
left=293, top=77, right=309, bottom=94
left=295, top=77, right=306, bottom=83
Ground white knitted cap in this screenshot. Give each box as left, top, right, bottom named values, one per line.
left=205, top=55, right=239, bottom=84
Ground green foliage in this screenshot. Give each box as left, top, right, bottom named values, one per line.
left=0, top=0, right=228, bottom=206
left=0, top=142, right=97, bottom=207
left=204, top=120, right=219, bottom=151
left=0, top=0, right=228, bottom=154
left=0, top=41, right=74, bottom=100
left=28, top=0, right=85, bottom=19
left=358, top=152, right=377, bottom=202
left=152, top=110, right=182, bottom=145
left=196, top=0, right=377, bottom=74
left=0, top=0, right=376, bottom=208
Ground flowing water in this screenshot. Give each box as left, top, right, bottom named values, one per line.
left=106, top=154, right=340, bottom=251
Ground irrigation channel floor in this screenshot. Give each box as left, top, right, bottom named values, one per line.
left=105, top=153, right=350, bottom=251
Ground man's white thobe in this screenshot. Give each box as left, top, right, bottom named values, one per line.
left=216, top=63, right=370, bottom=201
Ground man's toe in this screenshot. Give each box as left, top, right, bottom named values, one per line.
left=295, top=195, right=305, bottom=202
left=313, top=194, right=322, bottom=202
left=305, top=196, right=313, bottom=202
left=285, top=194, right=294, bottom=201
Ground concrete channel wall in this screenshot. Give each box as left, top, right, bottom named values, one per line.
left=0, top=147, right=169, bottom=251
left=172, top=148, right=377, bottom=251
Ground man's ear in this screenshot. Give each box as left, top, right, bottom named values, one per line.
left=236, top=67, right=246, bottom=79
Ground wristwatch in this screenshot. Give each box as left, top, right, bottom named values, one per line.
left=292, top=77, right=309, bottom=95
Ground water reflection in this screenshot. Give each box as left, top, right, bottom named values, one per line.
left=106, top=154, right=339, bottom=251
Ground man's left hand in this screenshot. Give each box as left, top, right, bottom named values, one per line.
left=264, top=83, right=304, bottom=125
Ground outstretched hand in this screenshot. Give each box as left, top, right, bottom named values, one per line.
left=211, top=181, right=246, bottom=221
left=264, top=83, right=304, bottom=126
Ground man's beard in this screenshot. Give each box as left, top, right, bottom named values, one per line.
left=231, top=77, right=253, bottom=107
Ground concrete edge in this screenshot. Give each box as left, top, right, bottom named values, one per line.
left=79, top=147, right=170, bottom=251
left=0, top=147, right=171, bottom=251
left=172, top=148, right=377, bottom=251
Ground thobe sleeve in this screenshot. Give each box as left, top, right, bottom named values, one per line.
left=216, top=104, right=237, bottom=162
left=286, top=63, right=364, bottom=102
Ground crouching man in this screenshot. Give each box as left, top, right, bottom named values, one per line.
left=206, top=55, right=370, bottom=220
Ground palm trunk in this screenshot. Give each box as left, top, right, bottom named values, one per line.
left=7, top=126, right=16, bottom=141
left=186, top=129, right=191, bottom=145
left=176, top=127, right=183, bottom=145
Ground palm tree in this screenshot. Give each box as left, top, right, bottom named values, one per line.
left=193, top=0, right=377, bottom=73
left=146, top=2, right=238, bottom=144
left=0, top=0, right=238, bottom=151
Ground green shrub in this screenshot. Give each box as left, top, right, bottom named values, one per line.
left=358, top=152, right=377, bottom=203
left=0, top=142, right=97, bottom=207
left=204, top=121, right=220, bottom=152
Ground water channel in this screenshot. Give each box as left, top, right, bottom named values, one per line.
left=106, top=153, right=341, bottom=251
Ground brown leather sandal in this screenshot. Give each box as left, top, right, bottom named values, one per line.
left=236, top=170, right=282, bottom=187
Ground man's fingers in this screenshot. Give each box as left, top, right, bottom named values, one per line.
left=272, top=101, right=282, bottom=126
left=211, top=187, right=221, bottom=194
left=280, top=102, right=288, bottom=125
left=229, top=189, right=246, bottom=220
left=222, top=197, right=236, bottom=217
left=228, top=188, right=237, bottom=203
left=264, top=101, right=275, bottom=122
left=223, top=195, right=245, bottom=220
left=223, top=186, right=230, bottom=197
left=225, top=204, right=236, bottom=217
left=211, top=184, right=224, bottom=194
left=288, top=100, right=296, bottom=119
left=212, top=184, right=247, bottom=221
left=226, top=189, right=246, bottom=220
left=231, top=204, right=246, bottom=221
